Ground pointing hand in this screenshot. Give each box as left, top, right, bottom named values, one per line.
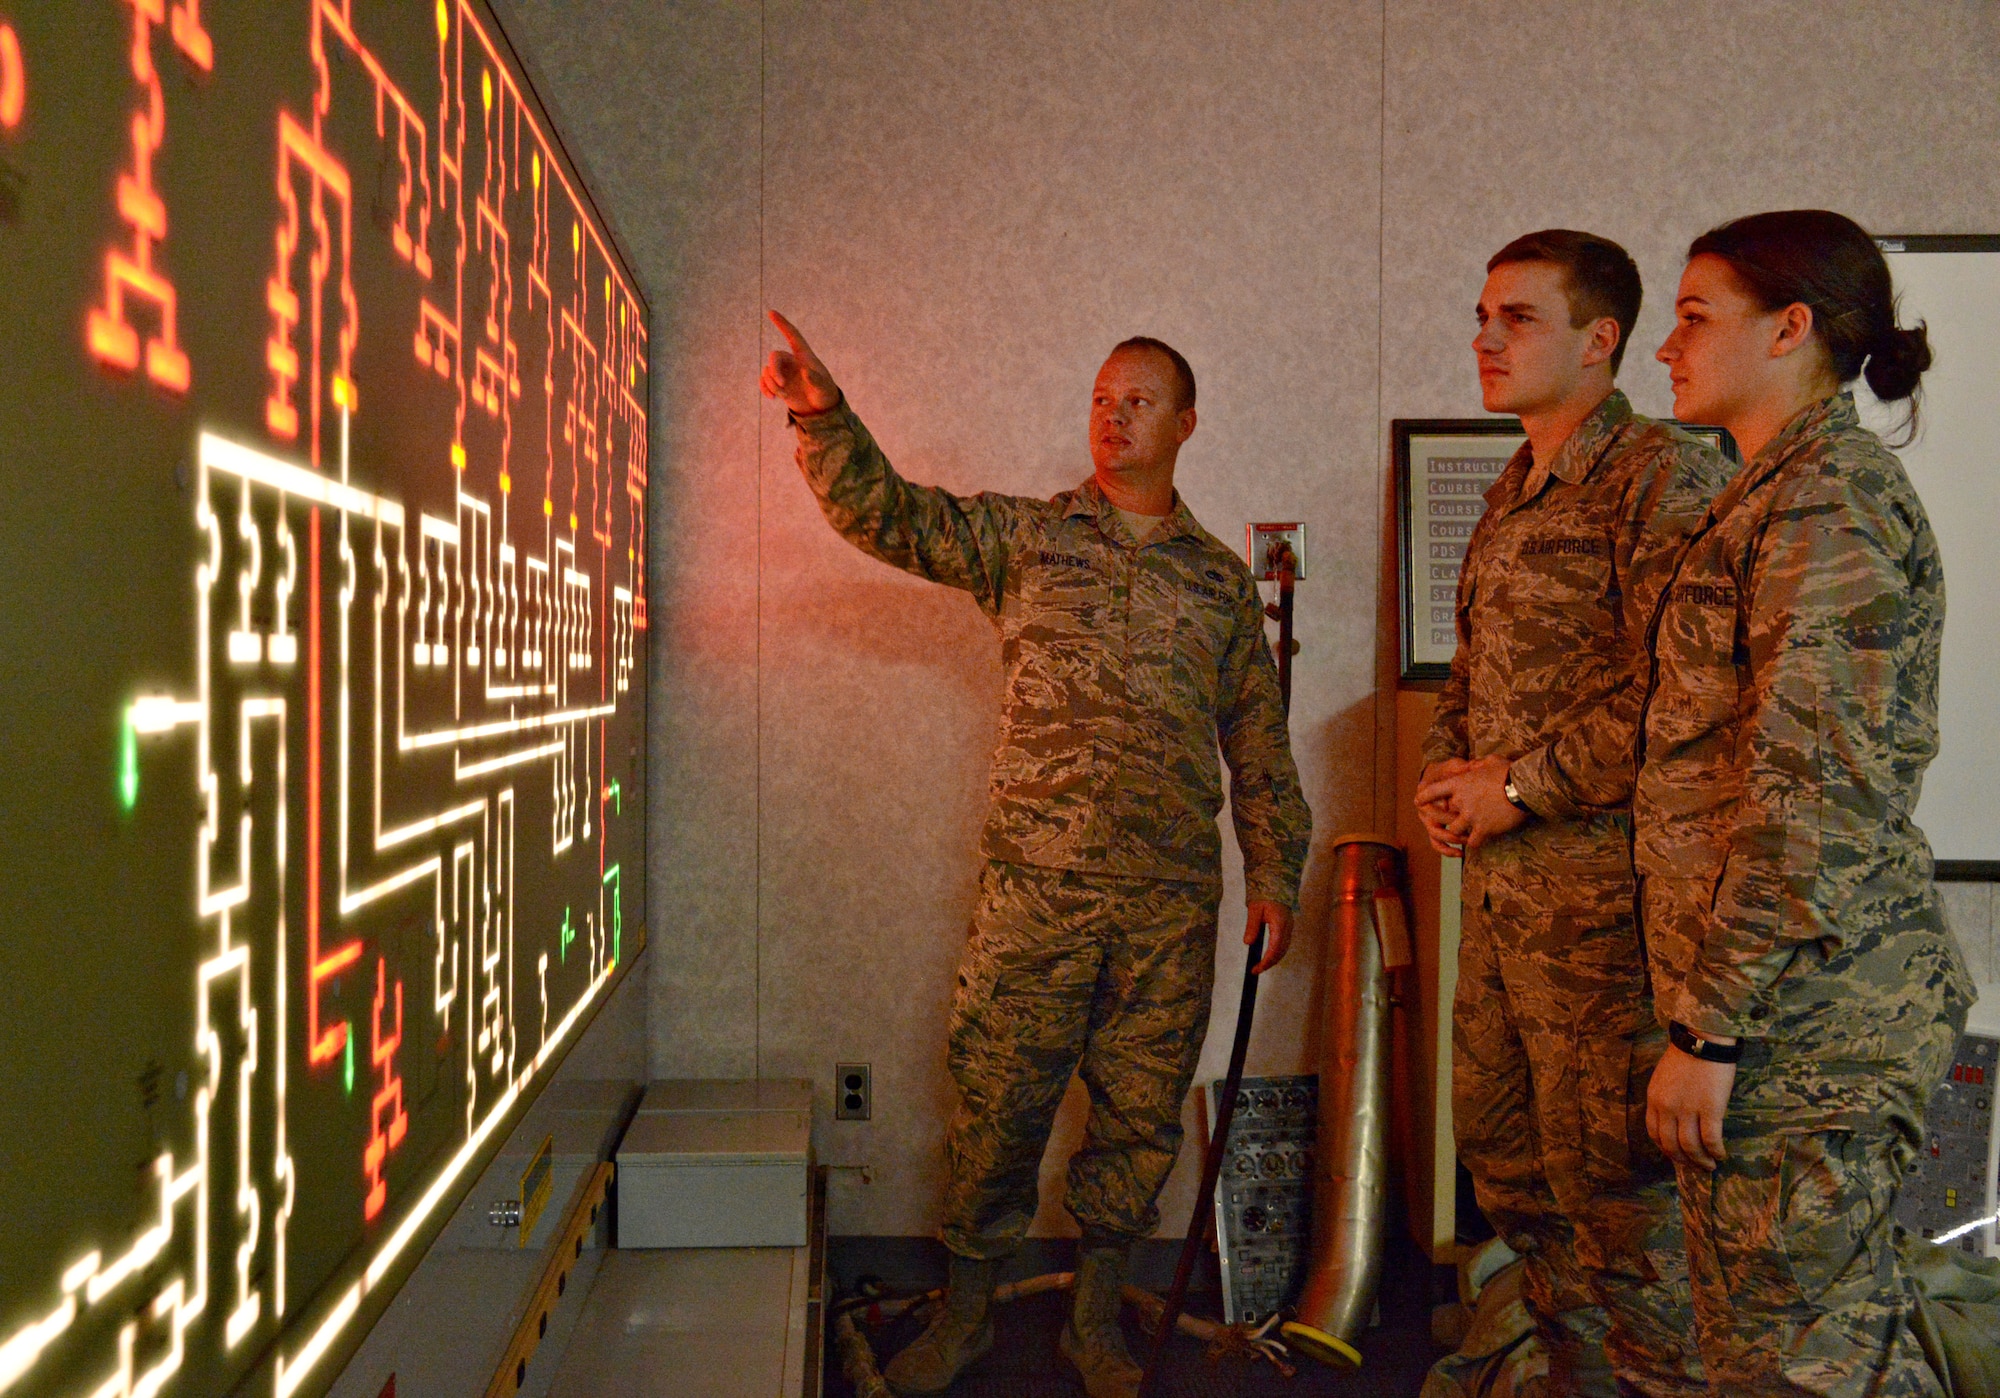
left=760, top=310, right=842, bottom=416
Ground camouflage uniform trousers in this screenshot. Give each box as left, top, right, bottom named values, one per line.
left=1454, top=898, right=1704, bottom=1398
left=1676, top=1015, right=1964, bottom=1398
left=939, top=859, right=1221, bottom=1258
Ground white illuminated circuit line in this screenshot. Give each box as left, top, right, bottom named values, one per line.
left=203, top=433, right=405, bottom=528
left=0, top=1299, right=75, bottom=1390
left=400, top=701, right=614, bottom=751
left=338, top=855, right=440, bottom=916
left=272, top=961, right=612, bottom=1398
left=455, top=740, right=562, bottom=780
left=1934, top=1210, right=2000, bottom=1245
left=131, top=698, right=203, bottom=734
left=376, top=798, right=485, bottom=852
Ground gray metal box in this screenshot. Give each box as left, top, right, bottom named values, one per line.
left=637, top=1077, right=812, bottom=1116
left=615, top=1110, right=811, bottom=1248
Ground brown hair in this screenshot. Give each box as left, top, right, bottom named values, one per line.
left=1688, top=210, right=1930, bottom=420
left=1111, top=336, right=1196, bottom=411
left=1488, top=229, right=1643, bottom=374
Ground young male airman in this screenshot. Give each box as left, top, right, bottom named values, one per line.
left=1417, top=231, right=1731, bottom=1397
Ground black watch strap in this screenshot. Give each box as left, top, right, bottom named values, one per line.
left=1668, top=1020, right=1743, bottom=1063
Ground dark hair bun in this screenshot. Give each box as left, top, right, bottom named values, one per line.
left=1864, top=322, right=1931, bottom=403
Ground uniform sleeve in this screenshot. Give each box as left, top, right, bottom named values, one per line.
left=1217, top=588, right=1313, bottom=907
left=790, top=401, right=1017, bottom=617
left=1666, top=471, right=1913, bottom=1039
left=1418, top=544, right=1476, bottom=771
left=1508, top=442, right=1725, bottom=819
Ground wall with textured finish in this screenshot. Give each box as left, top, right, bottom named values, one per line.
left=1379, top=0, right=2000, bottom=424
left=498, top=0, right=2000, bottom=1238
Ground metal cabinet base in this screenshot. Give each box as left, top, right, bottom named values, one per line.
left=615, top=1109, right=811, bottom=1248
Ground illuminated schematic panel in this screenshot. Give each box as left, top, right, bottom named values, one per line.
left=0, top=4, right=648, bottom=1397
left=1898, top=1033, right=2000, bottom=1259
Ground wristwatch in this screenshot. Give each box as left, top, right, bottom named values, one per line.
left=1668, top=1020, right=1743, bottom=1063
left=1502, top=773, right=1532, bottom=815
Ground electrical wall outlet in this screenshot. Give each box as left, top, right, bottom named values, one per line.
left=1246, top=523, right=1307, bottom=580
left=835, top=1063, right=872, bottom=1121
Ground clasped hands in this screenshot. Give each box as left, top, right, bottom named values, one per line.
left=1417, top=754, right=1740, bottom=1170
left=1415, top=754, right=1527, bottom=857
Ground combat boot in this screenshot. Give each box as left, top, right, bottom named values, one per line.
left=1059, top=1238, right=1143, bottom=1398
left=882, top=1252, right=998, bottom=1394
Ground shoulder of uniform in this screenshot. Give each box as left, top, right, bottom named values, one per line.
left=1620, top=414, right=1737, bottom=492
left=1770, top=428, right=1929, bottom=548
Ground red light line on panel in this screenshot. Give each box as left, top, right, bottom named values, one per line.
left=316, top=0, right=431, bottom=278
left=168, top=0, right=210, bottom=72
left=412, top=298, right=458, bottom=379
left=0, top=23, right=23, bottom=132
left=362, top=959, right=407, bottom=1221
left=306, top=510, right=361, bottom=1065
left=86, top=0, right=208, bottom=392
left=436, top=0, right=469, bottom=467
left=446, top=0, right=639, bottom=310
left=265, top=111, right=354, bottom=464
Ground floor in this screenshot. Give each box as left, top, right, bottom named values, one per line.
left=543, top=1246, right=817, bottom=1397
left=824, top=1237, right=1451, bottom=1398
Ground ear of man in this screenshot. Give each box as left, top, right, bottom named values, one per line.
left=1583, top=315, right=1623, bottom=371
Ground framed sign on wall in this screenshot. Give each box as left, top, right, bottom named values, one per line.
left=1394, top=419, right=1523, bottom=683
left=1393, top=417, right=1735, bottom=683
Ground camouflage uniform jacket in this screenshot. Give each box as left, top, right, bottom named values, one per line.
left=1633, top=391, right=1975, bottom=1058
left=789, top=401, right=1311, bottom=906
left=1422, top=391, right=1732, bottom=916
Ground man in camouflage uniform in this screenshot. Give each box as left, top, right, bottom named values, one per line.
left=760, top=312, right=1310, bottom=1397
left=1634, top=386, right=1975, bottom=1396
left=1417, top=231, right=1730, bottom=1397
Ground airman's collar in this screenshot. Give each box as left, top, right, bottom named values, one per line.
left=1755, top=390, right=1857, bottom=468
left=1063, top=476, right=1201, bottom=543
left=1544, top=389, right=1635, bottom=486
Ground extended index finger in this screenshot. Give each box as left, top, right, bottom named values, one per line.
left=767, top=310, right=818, bottom=364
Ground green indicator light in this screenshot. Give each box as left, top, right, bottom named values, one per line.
left=559, top=907, right=573, bottom=964
left=342, top=1028, right=355, bottom=1096
left=606, top=779, right=620, bottom=815
left=118, top=711, right=140, bottom=812
left=603, top=865, right=622, bottom=966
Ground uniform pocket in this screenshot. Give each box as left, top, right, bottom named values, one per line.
left=1774, top=1130, right=1890, bottom=1311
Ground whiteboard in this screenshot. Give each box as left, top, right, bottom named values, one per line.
left=1856, top=238, right=2000, bottom=870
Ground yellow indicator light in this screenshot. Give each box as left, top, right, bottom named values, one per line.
left=543, top=498, right=553, bottom=517
left=568, top=511, right=577, bottom=531
left=482, top=69, right=492, bottom=114
left=436, top=0, right=448, bottom=42
left=450, top=442, right=466, bottom=470
left=498, top=472, right=511, bottom=493
left=532, top=152, right=540, bottom=191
